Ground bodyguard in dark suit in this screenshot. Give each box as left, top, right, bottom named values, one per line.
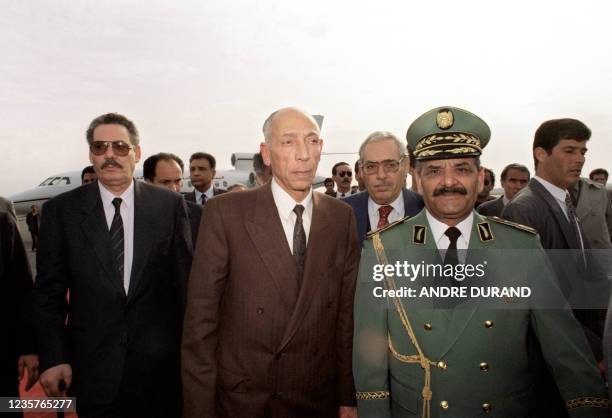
left=343, top=131, right=423, bottom=246
left=182, top=108, right=359, bottom=418
left=185, top=152, right=227, bottom=204
left=0, top=207, right=39, bottom=416
left=143, top=152, right=203, bottom=245
left=477, top=163, right=529, bottom=217
left=33, top=113, right=192, bottom=418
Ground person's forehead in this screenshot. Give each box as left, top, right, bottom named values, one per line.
left=272, top=111, right=319, bottom=135
left=336, top=164, right=351, bottom=172
left=363, top=139, right=400, bottom=160
left=156, top=159, right=183, bottom=176
left=554, top=138, right=588, bottom=148
left=190, top=158, right=211, bottom=168
left=92, top=124, right=130, bottom=139
left=505, top=168, right=528, bottom=178
left=422, top=158, right=475, bottom=168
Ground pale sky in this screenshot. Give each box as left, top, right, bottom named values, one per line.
left=2, top=0, right=611, bottom=196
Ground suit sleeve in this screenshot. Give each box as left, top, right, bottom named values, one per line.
left=181, top=198, right=230, bottom=418
left=528, top=237, right=609, bottom=417
left=1, top=211, right=35, bottom=355
left=353, top=237, right=391, bottom=418
left=335, top=209, right=360, bottom=406
left=32, top=198, right=70, bottom=372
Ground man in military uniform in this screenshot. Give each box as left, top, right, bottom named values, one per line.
left=353, top=106, right=609, bottom=417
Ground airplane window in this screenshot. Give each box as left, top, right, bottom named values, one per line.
left=48, top=177, right=62, bottom=185
left=57, top=177, right=71, bottom=185
left=39, top=177, right=54, bottom=186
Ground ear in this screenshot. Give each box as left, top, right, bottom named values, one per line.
left=260, top=142, right=272, bottom=166
left=477, top=167, right=485, bottom=193
left=134, top=145, right=142, bottom=163
left=533, top=147, right=547, bottom=166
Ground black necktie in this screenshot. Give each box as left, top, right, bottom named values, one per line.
left=200, top=194, right=207, bottom=206
left=109, top=197, right=125, bottom=290
left=565, top=192, right=586, bottom=266
left=293, top=205, right=306, bottom=288
left=444, top=226, right=461, bottom=267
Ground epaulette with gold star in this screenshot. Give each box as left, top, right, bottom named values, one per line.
left=487, top=216, right=537, bottom=234
left=365, top=216, right=411, bottom=239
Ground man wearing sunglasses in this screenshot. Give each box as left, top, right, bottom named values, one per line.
left=332, top=162, right=357, bottom=198
left=344, top=131, right=423, bottom=246
left=33, top=113, right=193, bottom=418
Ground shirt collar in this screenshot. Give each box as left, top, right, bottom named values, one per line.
left=99, top=180, right=134, bottom=210
left=271, top=178, right=313, bottom=220
left=368, top=191, right=404, bottom=217
left=533, top=175, right=568, bottom=205
left=425, top=209, right=473, bottom=248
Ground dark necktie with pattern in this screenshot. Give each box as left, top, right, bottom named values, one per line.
left=109, top=197, right=125, bottom=291
left=200, top=194, right=207, bottom=206
left=565, top=191, right=586, bottom=263
left=377, top=205, right=394, bottom=229
left=293, top=204, right=306, bottom=289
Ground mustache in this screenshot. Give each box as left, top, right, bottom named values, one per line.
left=433, top=186, right=467, bottom=196
left=102, top=159, right=123, bottom=169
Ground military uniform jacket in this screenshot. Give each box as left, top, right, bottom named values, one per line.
left=353, top=210, right=608, bottom=418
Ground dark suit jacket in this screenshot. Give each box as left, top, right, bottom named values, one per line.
left=343, top=188, right=423, bottom=246
left=33, top=181, right=192, bottom=414
left=477, top=195, right=505, bottom=217
left=0, top=210, right=34, bottom=397
left=182, top=182, right=360, bottom=418
left=185, top=200, right=203, bottom=245
left=184, top=187, right=227, bottom=204
left=575, top=178, right=612, bottom=249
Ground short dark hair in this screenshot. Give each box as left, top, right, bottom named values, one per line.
left=483, top=168, right=495, bottom=187
left=589, top=168, right=609, bottom=181
left=81, top=165, right=96, bottom=182
left=501, top=163, right=530, bottom=181
left=143, top=153, right=185, bottom=182
left=324, top=177, right=334, bottom=185
left=332, top=162, right=350, bottom=175
left=354, top=161, right=360, bottom=175
left=533, top=118, right=591, bottom=168
left=189, top=152, right=216, bottom=169
left=86, top=113, right=140, bottom=146
left=253, top=152, right=266, bottom=174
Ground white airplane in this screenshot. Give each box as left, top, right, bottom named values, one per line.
left=9, top=152, right=327, bottom=216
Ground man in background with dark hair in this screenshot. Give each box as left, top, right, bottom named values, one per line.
left=25, top=205, right=40, bottom=252
left=589, top=168, right=609, bottom=186
left=354, top=161, right=366, bottom=192
left=81, top=165, right=97, bottom=184
left=253, top=152, right=272, bottom=186
left=323, top=177, right=336, bottom=197
left=186, top=152, right=227, bottom=205
left=478, top=163, right=530, bottom=217
left=332, top=161, right=356, bottom=198
left=33, top=112, right=192, bottom=418
left=503, top=118, right=607, bottom=417
left=143, top=152, right=203, bottom=245
left=474, top=167, right=496, bottom=208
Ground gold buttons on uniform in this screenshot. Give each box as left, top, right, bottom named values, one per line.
left=484, top=320, right=494, bottom=328
left=424, top=323, right=433, bottom=331
left=440, top=400, right=449, bottom=410
left=480, top=362, right=489, bottom=371
left=482, top=403, right=492, bottom=412
left=437, top=361, right=448, bottom=370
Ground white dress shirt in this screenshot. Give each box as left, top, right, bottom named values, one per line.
left=271, top=178, right=313, bottom=254
left=195, top=184, right=215, bottom=205
left=368, top=193, right=405, bottom=230
left=426, top=209, right=473, bottom=263
left=99, top=181, right=134, bottom=294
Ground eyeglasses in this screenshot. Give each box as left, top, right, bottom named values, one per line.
left=89, top=141, right=133, bottom=156
left=361, top=156, right=405, bottom=175
left=337, top=171, right=352, bottom=178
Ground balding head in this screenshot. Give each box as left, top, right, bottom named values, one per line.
left=262, top=107, right=320, bottom=143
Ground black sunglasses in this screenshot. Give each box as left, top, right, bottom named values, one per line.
left=337, top=171, right=352, bottom=178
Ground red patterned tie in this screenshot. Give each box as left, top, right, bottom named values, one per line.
left=377, top=205, right=394, bottom=229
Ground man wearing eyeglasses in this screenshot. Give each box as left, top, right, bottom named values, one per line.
left=33, top=113, right=193, bottom=418
left=344, top=132, right=423, bottom=246
left=332, top=162, right=357, bottom=198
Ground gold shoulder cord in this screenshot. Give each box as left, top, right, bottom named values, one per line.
left=372, top=233, right=435, bottom=418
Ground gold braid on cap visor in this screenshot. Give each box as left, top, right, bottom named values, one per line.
left=414, top=133, right=482, bottom=158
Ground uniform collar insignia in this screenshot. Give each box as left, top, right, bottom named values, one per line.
left=413, top=225, right=427, bottom=244
left=477, top=222, right=494, bottom=242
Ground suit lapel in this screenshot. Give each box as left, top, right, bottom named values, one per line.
left=278, top=192, right=332, bottom=351
left=79, top=183, right=125, bottom=294
left=355, top=192, right=370, bottom=242
left=531, top=179, right=578, bottom=248
left=245, top=183, right=299, bottom=310
left=127, top=181, right=155, bottom=302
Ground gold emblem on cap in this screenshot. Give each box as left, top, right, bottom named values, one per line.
left=436, top=109, right=454, bottom=130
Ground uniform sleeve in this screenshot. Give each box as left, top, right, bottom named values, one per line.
left=353, top=237, right=391, bottom=418
left=528, top=237, right=609, bottom=418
